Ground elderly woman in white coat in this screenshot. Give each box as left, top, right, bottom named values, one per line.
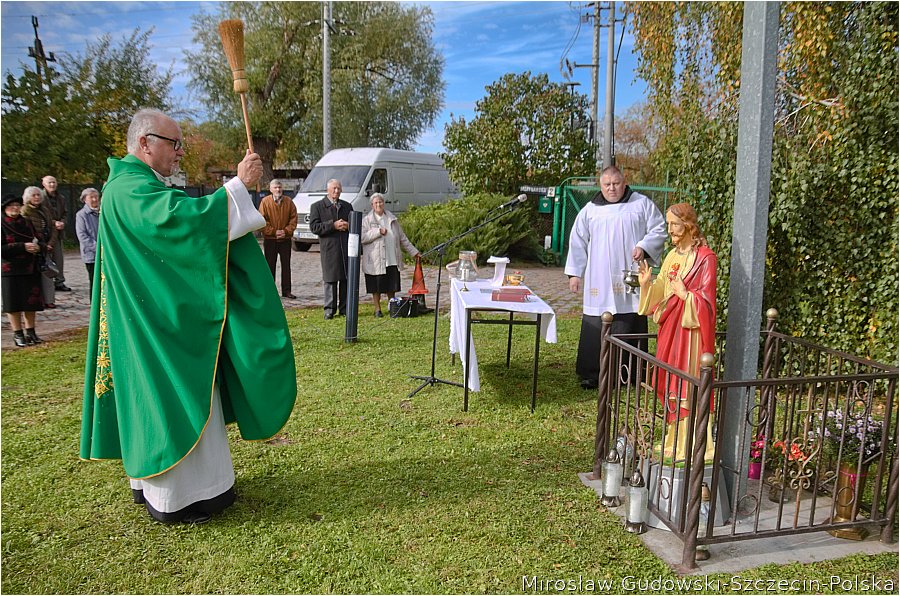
left=361, top=193, right=420, bottom=317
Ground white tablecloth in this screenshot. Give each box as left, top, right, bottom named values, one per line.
left=449, top=278, right=557, bottom=391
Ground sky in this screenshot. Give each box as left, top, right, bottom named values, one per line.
left=1, top=0, right=647, bottom=155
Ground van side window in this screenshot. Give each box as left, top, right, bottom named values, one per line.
left=368, top=168, right=388, bottom=195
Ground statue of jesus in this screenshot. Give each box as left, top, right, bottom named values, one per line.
left=638, top=202, right=717, bottom=462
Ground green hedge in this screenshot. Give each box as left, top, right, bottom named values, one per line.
left=400, top=193, right=538, bottom=265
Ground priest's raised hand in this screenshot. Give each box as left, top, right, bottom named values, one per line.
left=237, top=150, right=263, bottom=189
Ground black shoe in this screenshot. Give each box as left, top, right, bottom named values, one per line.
left=374, top=311, right=383, bottom=318
left=55, top=284, right=72, bottom=292
left=13, top=332, right=27, bottom=348
left=324, top=313, right=334, bottom=320
left=132, top=488, right=145, bottom=504
left=282, top=293, right=297, bottom=299
left=181, top=511, right=212, bottom=525
left=25, top=329, right=42, bottom=344
left=580, top=378, right=599, bottom=390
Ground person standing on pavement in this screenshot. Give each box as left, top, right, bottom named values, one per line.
left=41, top=175, right=71, bottom=292
left=21, top=186, right=57, bottom=309
left=309, top=178, right=353, bottom=319
left=564, top=165, right=667, bottom=389
left=257, top=179, right=298, bottom=299
left=80, top=108, right=297, bottom=525
left=361, top=193, right=420, bottom=317
left=1, top=194, right=45, bottom=347
left=75, top=187, right=101, bottom=297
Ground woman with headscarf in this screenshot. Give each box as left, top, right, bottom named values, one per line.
left=360, top=193, right=420, bottom=317
left=2, top=194, right=46, bottom=346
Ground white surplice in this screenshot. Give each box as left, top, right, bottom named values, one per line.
left=564, top=192, right=666, bottom=317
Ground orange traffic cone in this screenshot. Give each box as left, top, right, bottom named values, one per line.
left=408, top=255, right=428, bottom=295
left=408, top=255, right=432, bottom=315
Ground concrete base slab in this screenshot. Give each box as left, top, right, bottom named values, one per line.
left=579, top=471, right=898, bottom=575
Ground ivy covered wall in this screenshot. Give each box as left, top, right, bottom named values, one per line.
left=628, top=1, right=898, bottom=364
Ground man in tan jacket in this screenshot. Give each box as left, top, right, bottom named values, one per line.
left=257, top=179, right=298, bottom=298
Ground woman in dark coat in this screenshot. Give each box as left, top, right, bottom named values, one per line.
left=1, top=194, right=45, bottom=346
left=21, top=185, right=57, bottom=308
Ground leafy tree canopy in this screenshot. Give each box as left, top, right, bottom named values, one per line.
left=1, top=29, right=172, bottom=184
left=187, top=1, right=444, bottom=180
left=441, top=72, right=596, bottom=197
left=178, top=120, right=244, bottom=187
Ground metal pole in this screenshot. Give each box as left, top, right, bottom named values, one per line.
left=592, top=312, right=614, bottom=480
left=344, top=210, right=361, bottom=342
left=602, top=2, right=615, bottom=169
left=678, top=353, right=715, bottom=573
left=322, top=0, right=332, bottom=155
left=721, top=1, right=780, bottom=501
left=591, top=2, right=601, bottom=173
left=31, top=17, right=42, bottom=80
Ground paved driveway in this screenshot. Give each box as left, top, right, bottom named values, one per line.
left=1, top=245, right=581, bottom=349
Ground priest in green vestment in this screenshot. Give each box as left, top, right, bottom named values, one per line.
left=80, top=109, right=297, bottom=524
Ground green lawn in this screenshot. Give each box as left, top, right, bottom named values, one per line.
left=1, top=307, right=896, bottom=594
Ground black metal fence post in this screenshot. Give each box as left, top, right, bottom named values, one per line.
left=760, top=308, right=779, bottom=438
left=344, top=210, right=361, bottom=343
left=593, top=312, right=614, bottom=480
left=881, top=416, right=899, bottom=544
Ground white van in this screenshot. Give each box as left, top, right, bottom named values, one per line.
left=291, top=147, right=459, bottom=251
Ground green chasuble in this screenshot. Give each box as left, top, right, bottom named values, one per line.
left=80, top=154, right=297, bottom=479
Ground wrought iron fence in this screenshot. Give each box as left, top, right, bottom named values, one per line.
left=592, top=309, right=898, bottom=572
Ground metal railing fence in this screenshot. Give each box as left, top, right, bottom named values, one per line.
left=592, top=310, right=898, bottom=572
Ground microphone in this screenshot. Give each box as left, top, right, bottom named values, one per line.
left=494, top=194, right=528, bottom=211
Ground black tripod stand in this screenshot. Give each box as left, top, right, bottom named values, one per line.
left=407, top=203, right=524, bottom=398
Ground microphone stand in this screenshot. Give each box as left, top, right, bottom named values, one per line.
left=407, top=203, right=523, bottom=398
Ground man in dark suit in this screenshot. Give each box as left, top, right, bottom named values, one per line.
left=309, top=178, right=353, bottom=319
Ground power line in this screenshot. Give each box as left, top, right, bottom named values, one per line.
left=2, top=3, right=210, bottom=19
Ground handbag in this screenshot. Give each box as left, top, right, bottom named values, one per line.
left=389, top=296, right=419, bottom=318
left=41, top=254, right=59, bottom=279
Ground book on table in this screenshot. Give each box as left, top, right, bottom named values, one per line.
left=491, top=287, right=532, bottom=302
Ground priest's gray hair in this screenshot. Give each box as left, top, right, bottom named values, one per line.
left=127, top=109, right=170, bottom=154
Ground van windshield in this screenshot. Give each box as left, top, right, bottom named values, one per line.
left=300, top=166, right=371, bottom=193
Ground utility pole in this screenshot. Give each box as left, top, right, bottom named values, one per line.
left=591, top=1, right=601, bottom=172
left=322, top=0, right=332, bottom=156
left=602, top=2, right=616, bottom=170
left=28, top=16, right=56, bottom=89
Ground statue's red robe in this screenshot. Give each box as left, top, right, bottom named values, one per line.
left=640, top=245, right=717, bottom=423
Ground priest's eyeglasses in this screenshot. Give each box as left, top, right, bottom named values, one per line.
left=146, top=133, right=183, bottom=152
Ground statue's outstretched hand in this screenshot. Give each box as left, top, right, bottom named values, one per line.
left=638, top=259, right=652, bottom=288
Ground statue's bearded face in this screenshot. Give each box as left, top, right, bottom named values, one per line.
left=667, top=211, right=691, bottom=248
